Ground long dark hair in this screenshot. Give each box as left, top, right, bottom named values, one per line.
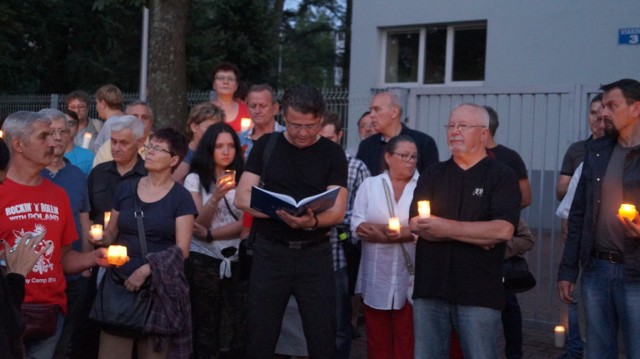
left=190, top=123, right=244, bottom=194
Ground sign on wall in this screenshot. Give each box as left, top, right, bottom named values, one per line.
left=619, top=28, right=640, bottom=45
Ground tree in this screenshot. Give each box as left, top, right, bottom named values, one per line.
left=147, top=0, right=190, bottom=128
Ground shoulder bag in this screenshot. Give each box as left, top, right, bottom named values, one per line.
left=89, top=180, right=153, bottom=337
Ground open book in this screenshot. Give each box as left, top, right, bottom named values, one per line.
left=250, top=186, right=340, bottom=220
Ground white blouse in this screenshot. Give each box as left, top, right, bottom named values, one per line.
left=351, top=171, right=418, bottom=310
left=184, top=173, right=243, bottom=277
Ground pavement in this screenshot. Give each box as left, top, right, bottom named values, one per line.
left=349, top=323, right=567, bottom=359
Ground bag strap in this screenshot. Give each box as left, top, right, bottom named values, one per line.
left=259, top=132, right=280, bottom=187
left=381, top=177, right=414, bottom=275
left=131, top=179, right=148, bottom=262
left=223, top=196, right=240, bottom=221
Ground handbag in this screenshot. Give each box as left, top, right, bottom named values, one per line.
left=503, top=256, right=536, bottom=293
left=21, top=302, right=59, bottom=340
left=381, top=178, right=415, bottom=304
left=89, top=180, right=153, bottom=337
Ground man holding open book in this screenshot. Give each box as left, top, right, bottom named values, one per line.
left=235, top=84, right=348, bottom=359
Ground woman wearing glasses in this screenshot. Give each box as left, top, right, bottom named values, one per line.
left=183, top=123, right=247, bottom=358
left=96, top=128, right=196, bottom=359
left=351, top=135, right=418, bottom=359
left=211, top=62, right=251, bottom=132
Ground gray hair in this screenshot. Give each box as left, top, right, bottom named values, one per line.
left=376, top=91, right=404, bottom=119
left=109, top=115, right=145, bottom=140
left=126, top=101, right=154, bottom=119
left=1, top=111, right=50, bottom=152
left=453, top=103, right=490, bottom=127
left=38, top=108, right=69, bottom=129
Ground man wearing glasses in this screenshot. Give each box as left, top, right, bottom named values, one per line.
left=235, top=84, right=348, bottom=359
left=65, top=90, right=103, bottom=153
left=409, top=103, right=521, bottom=358
left=356, top=91, right=439, bottom=175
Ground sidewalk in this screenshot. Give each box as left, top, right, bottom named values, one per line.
left=349, top=323, right=566, bottom=358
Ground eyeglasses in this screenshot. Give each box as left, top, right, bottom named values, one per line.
left=50, top=128, right=70, bottom=137
left=359, top=124, right=373, bottom=129
left=391, top=152, right=418, bottom=162
left=68, top=104, right=87, bottom=111
left=444, top=123, right=486, bottom=131
left=143, top=143, right=173, bottom=156
left=214, top=75, right=237, bottom=82
left=286, top=122, right=320, bottom=131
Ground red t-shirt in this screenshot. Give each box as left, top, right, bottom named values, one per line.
left=225, top=100, right=251, bottom=132
left=0, top=178, right=76, bottom=313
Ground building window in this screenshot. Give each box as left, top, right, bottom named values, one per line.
left=383, top=22, right=486, bottom=85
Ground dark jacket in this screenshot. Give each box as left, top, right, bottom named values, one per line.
left=558, top=135, right=640, bottom=283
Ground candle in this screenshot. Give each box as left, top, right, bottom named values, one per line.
left=81, top=132, right=92, bottom=149
left=90, top=224, right=103, bottom=241
left=619, top=203, right=637, bottom=221
left=104, top=211, right=111, bottom=228
left=418, top=200, right=431, bottom=219
left=388, top=217, right=400, bottom=232
left=219, top=170, right=236, bottom=185
left=107, top=245, right=128, bottom=266
left=0, top=130, right=3, bottom=138
left=554, top=325, right=566, bottom=348
left=240, top=117, right=252, bottom=132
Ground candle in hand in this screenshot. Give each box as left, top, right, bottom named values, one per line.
left=418, top=200, right=431, bottom=219
left=388, top=217, right=400, bottom=233
left=104, top=211, right=111, bottom=228
left=90, top=224, right=103, bottom=241
left=81, top=132, right=92, bottom=149
left=619, top=204, right=637, bottom=221
left=240, top=118, right=252, bottom=132
left=554, top=325, right=565, bottom=348
left=219, top=170, right=236, bottom=185
left=107, top=245, right=128, bottom=266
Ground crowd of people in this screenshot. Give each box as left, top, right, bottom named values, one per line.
left=0, top=70, right=639, bottom=359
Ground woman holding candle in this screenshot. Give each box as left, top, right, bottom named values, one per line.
left=183, top=123, right=247, bottom=359
left=350, top=135, right=419, bottom=359
left=95, top=128, right=196, bottom=359
left=211, top=62, right=251, bottom=133
left=172, top=102, right=225, bottom=184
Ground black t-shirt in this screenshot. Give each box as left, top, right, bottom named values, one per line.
left=488, top=144, right=528, bottom=179
left=409, top=157, right=521, bottom=310
left=356, top=124, right=439, bottom=176
left=245, top=133, right=348, bottom=241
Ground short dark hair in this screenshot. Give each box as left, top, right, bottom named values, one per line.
left=190, top=123, right=244, bottom=194
left=484, top=105, right=499, bottom=137
left=0, top=138, right=9, bottom=171
left=65, top=90, right=91, bottom=106
left=247, top=84, right=277, bottom=104
left=590, top=93, right=603, bottom=105
left=63, top=109, right=79, bottom=122
left=321, top=111, right=342, bottom=134
left=212, top=61, right=241, bottom=81
left=150, top=127, right=188, bottom=167
left=357, top=111, right=371, bottom=126
left=281, top=84, right=325, bottom=119
left=600, top=79, right=640, bottom=105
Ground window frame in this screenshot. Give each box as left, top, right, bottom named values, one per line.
left=380, top=22, right=486, bottom=87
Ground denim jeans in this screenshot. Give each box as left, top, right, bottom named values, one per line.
left=564, top=299, right=584, bottom=358
left=413, top=298, right=501, bottom=359
left=335, top=266, right=352, bottom=359
left=247, top=237, right=336, bottom=359
left=581, top=258, right=640, bottom=359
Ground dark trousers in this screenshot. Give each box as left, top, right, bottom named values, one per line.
left=53, top=276, right=91, bottom=359
left=186, top=252, right=248, bottom=359
left=502, top=292, right=523, bottom=359
left=247, top=237, right=336, bottom=359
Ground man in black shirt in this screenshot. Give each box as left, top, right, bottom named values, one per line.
left=235, top=84, right=348, bottom=359
left=356, top=91, right=438, bottom=175
left=410, top=103, right=520, bottom=358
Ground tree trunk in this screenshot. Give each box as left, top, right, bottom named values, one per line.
left=147, top=0, right=190, bottom=130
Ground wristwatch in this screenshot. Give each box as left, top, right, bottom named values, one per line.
left=304, top=214, right=319, bottom=231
